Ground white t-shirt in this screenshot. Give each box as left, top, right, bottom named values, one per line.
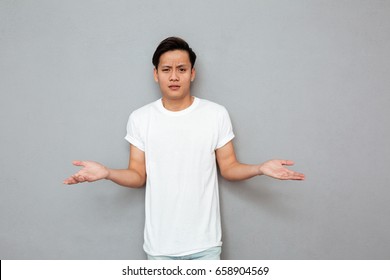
left=125, top=97, right=235, bottom=256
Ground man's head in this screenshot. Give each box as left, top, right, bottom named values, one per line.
left=152, top=37, right=196, bottom=70
left=153, top=37, right=197, bottom=103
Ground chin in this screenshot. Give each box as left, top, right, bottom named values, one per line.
left=163, top=91, right=188, bottom=100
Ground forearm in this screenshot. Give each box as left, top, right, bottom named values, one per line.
left=106, top=168, right=145, bottom=188
left=220, top=162, right=262, bottom=181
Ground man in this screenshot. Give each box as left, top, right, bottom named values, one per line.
left=64, top=37, right=305, bottom=260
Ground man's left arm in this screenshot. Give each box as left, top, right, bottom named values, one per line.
left=216, top=141, right=305, bottom=181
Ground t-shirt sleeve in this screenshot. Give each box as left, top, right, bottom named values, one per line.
left=216, top=106, right=235, bottom=149
left=124, top=112, right=145, bottom=151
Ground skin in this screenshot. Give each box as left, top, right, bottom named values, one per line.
left=63, top=49, right=305, bottom=186
left=153, top=50, right=196, bottom=111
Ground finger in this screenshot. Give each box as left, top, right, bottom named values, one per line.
left=281, top=160, right=295, bottom=166
left=286, top=171, right=305, bottom=180
left=72, top=174, right=86, bottom=183
left=72, top=160, right=86, bottom=167
left=63, top=177, right=78, bottom=185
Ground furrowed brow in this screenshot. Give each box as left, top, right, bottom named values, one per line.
left=176, top=64, right=190, bottom=69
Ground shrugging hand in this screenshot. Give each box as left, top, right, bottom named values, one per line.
left=259, top=160, right=305, bottom=180
left=63, top=160, right=110, bottom=185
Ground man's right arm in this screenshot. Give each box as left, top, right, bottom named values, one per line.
left=63, top=144, right=146, bottom=188
left=107, top=144, right=146, bottom=188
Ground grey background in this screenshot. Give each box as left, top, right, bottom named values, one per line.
left=1, top=0, right=389, bottom=260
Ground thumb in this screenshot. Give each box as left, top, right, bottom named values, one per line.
left=72, top=160, right=86, bottom=167
left=281, top=160, right=295, bottom=166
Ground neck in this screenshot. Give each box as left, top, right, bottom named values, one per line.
left=162, top=95, right=194, bottom=112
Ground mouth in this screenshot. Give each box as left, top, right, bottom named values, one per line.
left=168, top=85, right=180, bottom=90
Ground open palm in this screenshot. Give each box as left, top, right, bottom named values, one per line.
left=63, top=160, right=109, bottom=185
left=259, top=160, right=305, bottom=180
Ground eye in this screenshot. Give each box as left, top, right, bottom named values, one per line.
left=162, top=68, right=170, bottom=73
left=179, top=68, right=187, bottom=73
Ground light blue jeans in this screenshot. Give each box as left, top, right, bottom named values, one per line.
left=147, top=246, right=221, bottom=260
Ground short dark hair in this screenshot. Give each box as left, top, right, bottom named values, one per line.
left=152, top=37, right=197, bottom=69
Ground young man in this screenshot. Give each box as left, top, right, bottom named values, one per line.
left=64, top=37, right=305, bottom=260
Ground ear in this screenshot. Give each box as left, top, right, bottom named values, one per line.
left=191, top=67, right=196, bottom=82
left=153, top=68, right=159, bottom=82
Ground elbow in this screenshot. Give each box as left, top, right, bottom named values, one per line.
left=124, top=170, right=146, bottom=188
left=132, top=176, right=146, bottom=188
left=137, top=177, right=147, bottom=188
left=220, top=169, right=238, bottom=182
left=124, top=181, right=145, bottom=189
left=222, top=175, right=239, bottom=182
left=219, top=160, right=242, bottom=181
left=126, top=177, right=145, bottom=188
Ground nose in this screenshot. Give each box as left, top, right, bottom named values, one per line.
left=169, top=70, right=179, bottom=81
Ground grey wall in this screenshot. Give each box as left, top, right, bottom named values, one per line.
left=1, top=0, right=389, bottom=260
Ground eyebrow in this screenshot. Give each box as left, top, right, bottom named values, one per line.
left=161, top=64, right=189, bottom=68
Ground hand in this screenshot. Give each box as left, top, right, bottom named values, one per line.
left=63, top=160, right=110, bottom=185
left=259, top=160, right=305, bottom=180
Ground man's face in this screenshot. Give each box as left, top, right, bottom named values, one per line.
left=154, top=50, right=196, bottom=101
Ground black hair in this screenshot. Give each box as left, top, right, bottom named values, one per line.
left=152, top=37, right=197, bottom=69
